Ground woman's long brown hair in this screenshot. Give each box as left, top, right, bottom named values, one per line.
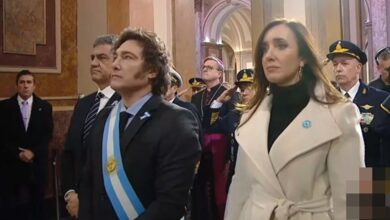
left=240, top=18, right=344, bottom=126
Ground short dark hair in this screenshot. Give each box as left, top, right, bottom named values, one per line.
left=16, top=69, right=35, bottom=84
left=114, top=27, right=169, bottom=95
left=93, top=34, right=118, bottom=48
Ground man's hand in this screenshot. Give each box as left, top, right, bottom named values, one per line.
left=18, top=147, right=34, bottom=163
left=65, top=191, right=79, bottom=219
left=216, top=85, right=237, bottom=104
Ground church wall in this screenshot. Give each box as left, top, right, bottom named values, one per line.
left=0, top=0, right=77, bottom=106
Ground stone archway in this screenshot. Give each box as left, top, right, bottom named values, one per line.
left=201, top=0, right=252, bottom=83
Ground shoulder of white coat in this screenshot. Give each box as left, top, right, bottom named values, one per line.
left=329, top=101, right=360, bottom=133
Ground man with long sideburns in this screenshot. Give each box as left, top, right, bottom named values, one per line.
left=78, top=28, right=201, bottom=220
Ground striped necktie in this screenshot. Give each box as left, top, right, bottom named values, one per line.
left=82, top=92, right=104, bottom=143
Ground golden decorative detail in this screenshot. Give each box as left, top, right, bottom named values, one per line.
left=361, top=104, right=374, bottom=110
left=333, top=41, right=349, bottom=53
left=106, top=157, right=117, bottom=174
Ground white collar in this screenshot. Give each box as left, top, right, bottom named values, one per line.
left=17, top=95, right=33, bottom=105
left=340, top=81, right=360, bottom=100
left=98, top=86, right=115, bottom=99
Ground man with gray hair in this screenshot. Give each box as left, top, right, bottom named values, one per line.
left=164, top=67, right=200, bottom=123
left=369, top=47, right=390, bottom=93
left=61, top=34, right=120, bottom=218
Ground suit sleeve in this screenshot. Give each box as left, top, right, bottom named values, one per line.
left=327, top=103, right=365, bottom=220
left=0, top=100, right=21, bottom=161
left=33, top=101, right=54, bottom=160
left=136, top=109, right=201, bottom=220
left=61, top=100, right=83, bottom=194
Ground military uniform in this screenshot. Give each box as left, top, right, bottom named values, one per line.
left=188, top=77, right=206, bottom=94
left=204, top=69, right=254, bottom=190
left=369, top=77, right=390, bottom=93
left=327, top=40, right=390, bottom=167
left=353, top=82, right=390, bottom=166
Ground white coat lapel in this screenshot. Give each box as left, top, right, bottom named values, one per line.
left=269, top=83, right=343, bottom=174
left=236, top=95, right=284, bottom=197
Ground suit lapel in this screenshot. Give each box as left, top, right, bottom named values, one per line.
left=11, top=95, right=27, bottom=133
left=106, top=92, right=121, bottom=107
left=353, top=82, right=367, bottom=107
left=28, top=95, right=41, bottom=133
left=269, top=98, right=342, bottom=174
left=120, top=95, right=162, bottom=153
left=269, top=82, right=343, bottom=174
left=237, top=95, right=285, bottom=197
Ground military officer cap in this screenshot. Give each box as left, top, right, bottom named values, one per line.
left=168, top=67, right=183, bottom=88
left=327, top=40, right=367, bottom=65
left=235, top=69, right=254, bottom=86
left=188, top=77, right=205, bottom=88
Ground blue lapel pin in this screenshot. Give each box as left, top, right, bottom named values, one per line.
left=140, top=111, right=151, bottom=120
left=302, top=120, right=311, bottom=129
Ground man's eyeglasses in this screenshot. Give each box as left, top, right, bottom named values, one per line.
left=202, top=65, right=218, bottom=72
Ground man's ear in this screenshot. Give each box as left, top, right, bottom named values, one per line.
left=356, top=62, right=363, bottom=73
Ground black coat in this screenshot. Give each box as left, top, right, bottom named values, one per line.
left=369, top=77, right=390, bottom=93
left=78, top=95, right=201, bottom=220
left=173, top=97, right=203, bottom=143
left=61, top=92, right=120, bottom=194
left=191, top=84, right=239, bottom=131
left=0, top=94, right=53, bottom=185
left=353, top=82, right=390, bottom=167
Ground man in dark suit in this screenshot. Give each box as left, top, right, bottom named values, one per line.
left=164, top=67, right=201, bottom=124
left=0, top=70, right=53, bottom=220
left=61, top=34, right=120, bottom=218
left=327, top=40, right=390, bottom=167
left=78, top=27, right=201, bottom=220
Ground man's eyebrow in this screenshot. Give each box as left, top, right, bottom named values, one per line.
left=116, top=51, right=139, bottom=58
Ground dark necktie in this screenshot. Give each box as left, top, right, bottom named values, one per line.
left=82, top=92, right=104, bottom=143
left=344, top=92, right=351, bottom=99
left=119, top=112, right=132, bottom=137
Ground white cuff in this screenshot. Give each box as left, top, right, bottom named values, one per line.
left=210, top=100, right=223, bottom=109
left=64, top=189, right=76, bottom=200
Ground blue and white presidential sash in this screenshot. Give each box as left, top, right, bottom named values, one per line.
left=102, top=102, right=145, bottom=219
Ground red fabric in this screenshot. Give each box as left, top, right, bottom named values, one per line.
left=203, top=133, right=228, bottom=220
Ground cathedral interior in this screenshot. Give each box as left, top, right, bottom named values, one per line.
left=1, top=0, right=390, bottom=219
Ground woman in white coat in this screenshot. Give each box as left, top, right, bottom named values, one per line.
left=224, top=19, right=365, bottom=220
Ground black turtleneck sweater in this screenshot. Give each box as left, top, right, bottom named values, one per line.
left=268, top=80, right=310, bottom=152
